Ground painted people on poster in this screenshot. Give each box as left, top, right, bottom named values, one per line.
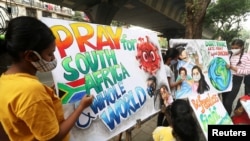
left=169, top=39, right=232, bottom=99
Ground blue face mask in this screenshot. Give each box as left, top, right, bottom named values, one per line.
left=170, top=60, right=177, bottom=65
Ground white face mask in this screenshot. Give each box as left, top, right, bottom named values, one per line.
left=31, top=51, right=57, bottom=72
left=231, top=49, right=241, bottom=55
left=193, top=74, right=201, bottom=82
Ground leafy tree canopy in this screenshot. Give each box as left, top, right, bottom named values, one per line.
left=204, top=0, right=250, bottom=44
left=239, top=29, right=250, bottom=41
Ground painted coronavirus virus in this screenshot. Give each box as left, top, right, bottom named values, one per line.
left=208, top=57, right=231, bottom=91
left=136, top=36, right=161, bottom=75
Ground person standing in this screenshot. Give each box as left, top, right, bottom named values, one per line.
left=223, top=39, right=250, bottom=116
left=0, top=16, right=93, bottom=141
left=163, top=48, right=182, bottom=99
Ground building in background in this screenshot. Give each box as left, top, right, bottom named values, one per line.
left=0, top=0, right=73, bottom=20
left=0, top=0, right=77, bottom=82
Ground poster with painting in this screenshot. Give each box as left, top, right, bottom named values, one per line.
left=169, top=39, right=232, bottom=99
left=41, top=17, right=169, bottom=141
left=188, top=93, right=233, bottom=140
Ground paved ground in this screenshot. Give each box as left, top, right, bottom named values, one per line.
left=108, top=114, right=158, bottom=141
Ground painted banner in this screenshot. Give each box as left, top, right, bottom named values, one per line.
left=41, top=17, right=168, bottom=141
left=188, top=93, right=233, bottom=140
left=169, top=39, right=232, bottom=99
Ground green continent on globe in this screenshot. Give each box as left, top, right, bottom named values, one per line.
left=208, top=57, right=231, bottom=91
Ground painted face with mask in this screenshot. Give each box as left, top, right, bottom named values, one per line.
left=31, top=51, right=57, bottom=72
left=192, top=68, right=201, bottom=82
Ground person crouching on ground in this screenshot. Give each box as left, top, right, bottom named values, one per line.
left=153, top=99, right=203, bottom=141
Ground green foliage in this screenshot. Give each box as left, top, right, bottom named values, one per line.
left=158, top=37, right=168, bottom=48
left=204, top=0, right=250, bottom=43
left=72, top=11, right=84, bottom=22
left=110, top=20, right=128, bottom=27
left=239, top=29, right=250, bottom=41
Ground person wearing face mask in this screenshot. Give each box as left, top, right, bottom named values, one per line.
left=222, top=39, right=250, bottom=116
left=163, top=48, right=182, bottom=99
left=147, top=76, right=157, bottom=98
left=0, top=16, right=94, bottom=141
left=191, top=65, right=210, bottom=94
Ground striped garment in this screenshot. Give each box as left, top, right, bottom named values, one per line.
left=230, top=53, right=250, bottom=76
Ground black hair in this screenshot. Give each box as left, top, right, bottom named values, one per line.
left=159, top=84, right=170, bottom=93
left=192, top=65, right=210, bottom=94
left=178, top=67, right=187, bottom=75
left=172, top=43, right=187, bottom=49
left=147, top=75, right=157, bottom=83
left=172, top=43, right=187, bottom=60
left=158, top=84, right=170, bottom=107
left=0, top=16, right=55, bottom=62
left=230, top=39, right=244, bottom=65
left=163, top=48, right=179, bottom=63
left=147, top=75, right=157, bottom=90
left=147, top=76, right=157, bottom=98
left=176, top=47, right=186, bottom=60
left=171, top=99, right=199, bottom=141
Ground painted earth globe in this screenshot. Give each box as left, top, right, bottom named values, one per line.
left=208, top=57, right=231, bottom=91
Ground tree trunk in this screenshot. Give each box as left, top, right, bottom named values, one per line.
left=185, top=0, right=194, bottom=39
left=185, top=0, right=211, bottom=39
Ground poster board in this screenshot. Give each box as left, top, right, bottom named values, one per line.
left=41, top=17, right=168, bottom=141
left=188, top=93, right=233, bottom=140
left=169, top=39, right=232, bottom=99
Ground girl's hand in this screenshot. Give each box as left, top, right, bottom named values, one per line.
left=177, top=79, right=183, bottom=85
left=227, top=64, right=237, bottom=71
left=79, top=94, right=94, bottom=109
left=234, top=106, right=244, bottom=116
